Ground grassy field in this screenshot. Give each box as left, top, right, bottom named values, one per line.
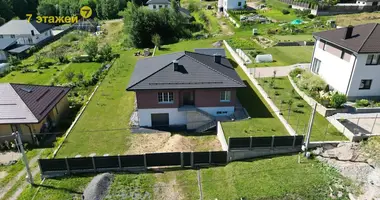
left=259, top=77, right=347, bottom=141
left=247, top=46, right=314, bottom=67
left=221, top=57, right=288, bottom=138
left=56, top=62, right=102, bottom=84
left=257, top=0, right=298, bottom=22
left=202, top=155, right=353, bottom=199
left=334, top=12, right=380, bottom=26
left=273, top=34, right=314, bottom=42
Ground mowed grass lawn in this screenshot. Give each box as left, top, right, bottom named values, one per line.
left=202, top=155, right=352, bottom=199
left=56, top=62, right=102, bottom=84
left=247, top=46, right=314, bottom=68
left=221, top=57, right=288, bottom=138
left=56, top=38, right=225, bottom=157
left=259, top=77, right=347, bottom=141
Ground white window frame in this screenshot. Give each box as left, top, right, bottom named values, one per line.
left=366, top=54, right=380, bottom=65
left=311, top=58, right=321, bottom=74
left=158, top=92, right=174, bottom=104
left=220, top=91, right=231, bottom=102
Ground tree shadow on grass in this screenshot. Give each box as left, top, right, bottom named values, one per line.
left=238, top=80, right=275, bottom=118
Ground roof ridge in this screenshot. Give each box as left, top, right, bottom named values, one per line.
left=184, top=53, right=245, bottom=87
left=127, top=54, right=186, bottom=90
left=357, top=23, right=378, bottom=52
left=8, top=83, right=39, bottom=122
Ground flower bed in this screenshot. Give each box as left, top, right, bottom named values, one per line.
left=288, top=68, right=349, bottom=117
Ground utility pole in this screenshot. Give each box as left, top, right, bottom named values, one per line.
left=13, top=125, right=34, bottom=185
left=304, top=103, right=317, bottom=156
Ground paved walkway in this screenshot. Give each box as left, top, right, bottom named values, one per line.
left=248, top=63, right=310, bottom=78
left=330, top=113, right=380, bottom=136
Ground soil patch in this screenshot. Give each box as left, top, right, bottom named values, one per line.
left=0, top=152, right=21, bottom=165
left=153, top=179, right=183, bottom=200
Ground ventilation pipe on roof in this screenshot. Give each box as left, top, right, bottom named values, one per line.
left=214, top=54, right=221, bottom=64
left=173, top=60, right=179, bottom=71
left=344, top=25, right=354, bottom=39
left=31, top=30, right=35, bottom=36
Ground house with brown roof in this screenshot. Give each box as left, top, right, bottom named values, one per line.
left=311, top=23, right=380, bottom=100
left=0, top=83, right=70, bottom=144
left=127, top=50, right=247, bottom=132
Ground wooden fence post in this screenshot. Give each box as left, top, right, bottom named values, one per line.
left=92, top=156, right=96, bottom=173
left=65, top=157, right=70, bottom=175
left=180, top=152, right=184, bottom=168
left=118, top=154, right=122, bottom=170
left=271, top=136, right=275, bottom=149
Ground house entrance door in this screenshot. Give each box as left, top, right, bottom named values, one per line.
left=182, top=91, right=194, bottom=106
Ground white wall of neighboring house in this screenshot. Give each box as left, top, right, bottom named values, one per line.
left=0, top=30, right=52, bottom=45
left=148, top=4, right=170, bottom=10
left=347, top=54, right=380, bottom=98
left=311, top=39, right=355, bottom=95
left=223, top=0, right=245, bottom=11
left=355, top=1, right=376, bottom=6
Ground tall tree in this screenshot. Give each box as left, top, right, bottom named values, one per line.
left=37, top=3, right=57, bottom=16
left=0, top=0, right=14, bottom=21
left=12, top=0, right=28, bottom=19
left=96, top=0, right=120, bottom=19
left=170, top=0, right=179, bottom=12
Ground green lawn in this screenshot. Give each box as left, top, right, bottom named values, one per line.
left=246, top=46, right=314, bottom=68
left=221, top=58, right=288, bottom=138
left=202, top=155, right=353, bottom=199
left=56, top=62, right=102, bottom=83
left=257, top=0, right=298, bottom=22
left=259, top=77, right=347, bottom=141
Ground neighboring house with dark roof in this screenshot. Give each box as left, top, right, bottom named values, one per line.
left=0, top=83, right=70, bottom=144
left=0, top=20, right=54, bottom=61
left=355, top=0, right=379, bottom=6
left=311, top=23, right=380, bottom=100
left=127, top=51, right=246, bottom=131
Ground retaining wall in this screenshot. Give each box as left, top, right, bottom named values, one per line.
left=217, top=121, right=229, bottom=151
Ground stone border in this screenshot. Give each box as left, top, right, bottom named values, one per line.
left=355, top=107, right=380, bottom=113
left=224, top=40, right=296, bottom=136
left=287, top=75, right=349, bottom=117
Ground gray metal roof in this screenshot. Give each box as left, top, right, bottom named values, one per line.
left=179, top=7, right=191, bottom=16
left=194, top=48, right=226, bottom=57
left=8, top=45, right=33, bottom=53
left=127, top=51, right=246, bottom=90
left=0, top=38, right=17, bottom=50
left=313, top=23, right=380, bottom=53
left=0, top=20, right=53, bottom=35
left=0, top=83, right=70, bottom=124
left=146, top=0, right=170, bottom=4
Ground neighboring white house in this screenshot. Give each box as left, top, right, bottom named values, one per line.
left=146, top=0, right=171, bottom=10
left=0, top=20, right=53, bottom=61
left=311, top=23, right=380, bottom=100
left=222, top=0, right=246, bottom=12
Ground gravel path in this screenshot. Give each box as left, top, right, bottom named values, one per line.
left=0, top=150, right=43, bottom=200
left=249, top=63, right=310, bottom=78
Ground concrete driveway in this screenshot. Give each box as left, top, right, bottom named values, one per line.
left=248, top=63, right=310, bottom=78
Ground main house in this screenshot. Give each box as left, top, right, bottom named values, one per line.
left=127, top=50, right=246, bottom=132
left=0, top=20, right=54, bottom=61
left=0, top=83, right=70, bottom=144
left=311, top=23, right=380, bottom=100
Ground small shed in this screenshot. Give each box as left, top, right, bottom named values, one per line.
left=252, top=28, right=258, bottom=35
left=255, top=54, right=273, bottom=63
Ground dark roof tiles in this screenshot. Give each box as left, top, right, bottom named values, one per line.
left=313, top=23, right=380, bottom=53
left=127, top=51, right=246, bottom=90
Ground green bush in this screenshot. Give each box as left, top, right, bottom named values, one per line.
left=330, top=93, right=347, bottom=108
left=298, top=72, right=326, bottom=92
left=282, top=9, right=290, bottom=15
left=356, top=99, right=370, bottom=107
left=297, top=103, right=304, bottom=108
left=289, top=68, right=305, bottom=78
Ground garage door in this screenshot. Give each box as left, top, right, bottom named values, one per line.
left=151, top=113, right=169, bottom=127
